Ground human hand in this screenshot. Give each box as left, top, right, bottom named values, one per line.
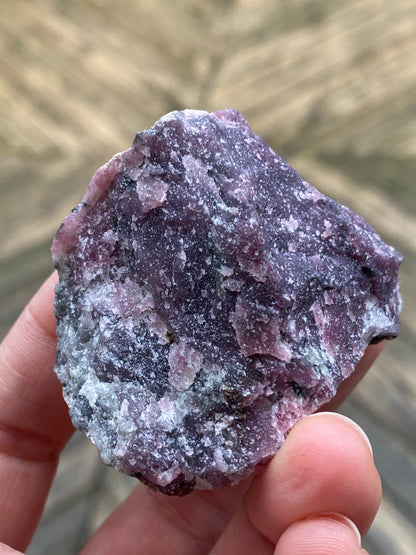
left=0, top=273, right=382, bottom=554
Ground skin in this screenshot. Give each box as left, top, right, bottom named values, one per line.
left=0, top=272, right=383, bottom=554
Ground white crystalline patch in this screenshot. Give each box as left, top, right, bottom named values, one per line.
left=322, top=219, right=333, bottom=239
left=117, top=400, right=136, bottom=434
left=84, top=280, right=170, bottom=345
left=136, top=176, right=169, bottom=212
left=147, top=312, right=169, bottom=345
left=299, top=180, right=325, bottom=203
left=85, top=280, right=154, bottom=320
left=223, top=278, right=243, bottom=292
left=240, top=382, right=266, bottom=407
left=302, top=343, right=335, bottom=382
left=213, top=447, right=228, bottom=472
left=182, top=154, right=218, bottom=194
left=157, top=396, right=178, bottom=432
left=282, top=215, right=299, bottom=232
left=154, top=466, right=182, bottom=487
left=156, top=394, right=192, bottom=432
left=323, top=289, right=335, bottom=305
left=219, top=265, right=234, bottom=277
left=178, top=247, right=187, bottom=268
left=78, top=373, right=115, bottom=407
left=168, top=340, right=204, bottom=391
left=312, top=301, right=326, bottom=330
left=214, top=415, right=234, bottom=434
left=114, top=399, right=137, bottom=458
left=311, top=301, right=336, bottom=361
left=362, top=298, right=395, bottom=342
left=226, top=172, right=252, bottom=203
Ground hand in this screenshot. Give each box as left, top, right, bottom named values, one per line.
left=0, top=273, right=382, bottom=554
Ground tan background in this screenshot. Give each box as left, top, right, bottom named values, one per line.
left=0, top=1, right=415, bottom=553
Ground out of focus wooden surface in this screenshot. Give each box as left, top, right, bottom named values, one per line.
left=0, top=1, right=415, bottom=553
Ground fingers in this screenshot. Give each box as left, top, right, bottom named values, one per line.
left=210, top=412, right=381, bottom=554
left=0, top=273, right=74, bottom=551
left=80, top=479, right=249, bottom=555
left=208, top=503, right=275, bottom=554
left=274, top=514, right=366, bottom=555
left=247, top=412, right=381, bottom=542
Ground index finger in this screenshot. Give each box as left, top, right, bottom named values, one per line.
left=0, top=272, right=74, bottom=551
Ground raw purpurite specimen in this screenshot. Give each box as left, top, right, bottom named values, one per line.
left=52, top=109, right=402, bottom=495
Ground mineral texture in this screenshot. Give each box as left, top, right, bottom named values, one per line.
left=52, top=109, right=402, bottom=495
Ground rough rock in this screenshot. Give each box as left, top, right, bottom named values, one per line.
left=52, top=109, right=402, bottom=495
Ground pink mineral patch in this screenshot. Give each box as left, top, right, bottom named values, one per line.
left=232, top=298, right=292, bottom=362
left=168, top=341, right=203, bottom=391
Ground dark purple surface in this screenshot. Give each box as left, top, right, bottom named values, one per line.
left=52, top=109, right=402, bottom=495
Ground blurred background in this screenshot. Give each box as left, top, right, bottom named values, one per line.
left=0, top=0, right=415, bottom=553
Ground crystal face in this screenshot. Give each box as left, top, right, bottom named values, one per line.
left=52, top=109, right=402, bottom=495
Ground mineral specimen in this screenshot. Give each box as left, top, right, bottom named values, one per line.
left=52, top=109, right=402, bottom=495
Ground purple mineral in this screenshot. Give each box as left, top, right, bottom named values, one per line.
left=52, top=109, right=402, bottom=495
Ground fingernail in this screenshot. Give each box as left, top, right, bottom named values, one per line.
left=320, top=512, right=362, bottom=546
left=306, top=412, right=373, bottom=456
